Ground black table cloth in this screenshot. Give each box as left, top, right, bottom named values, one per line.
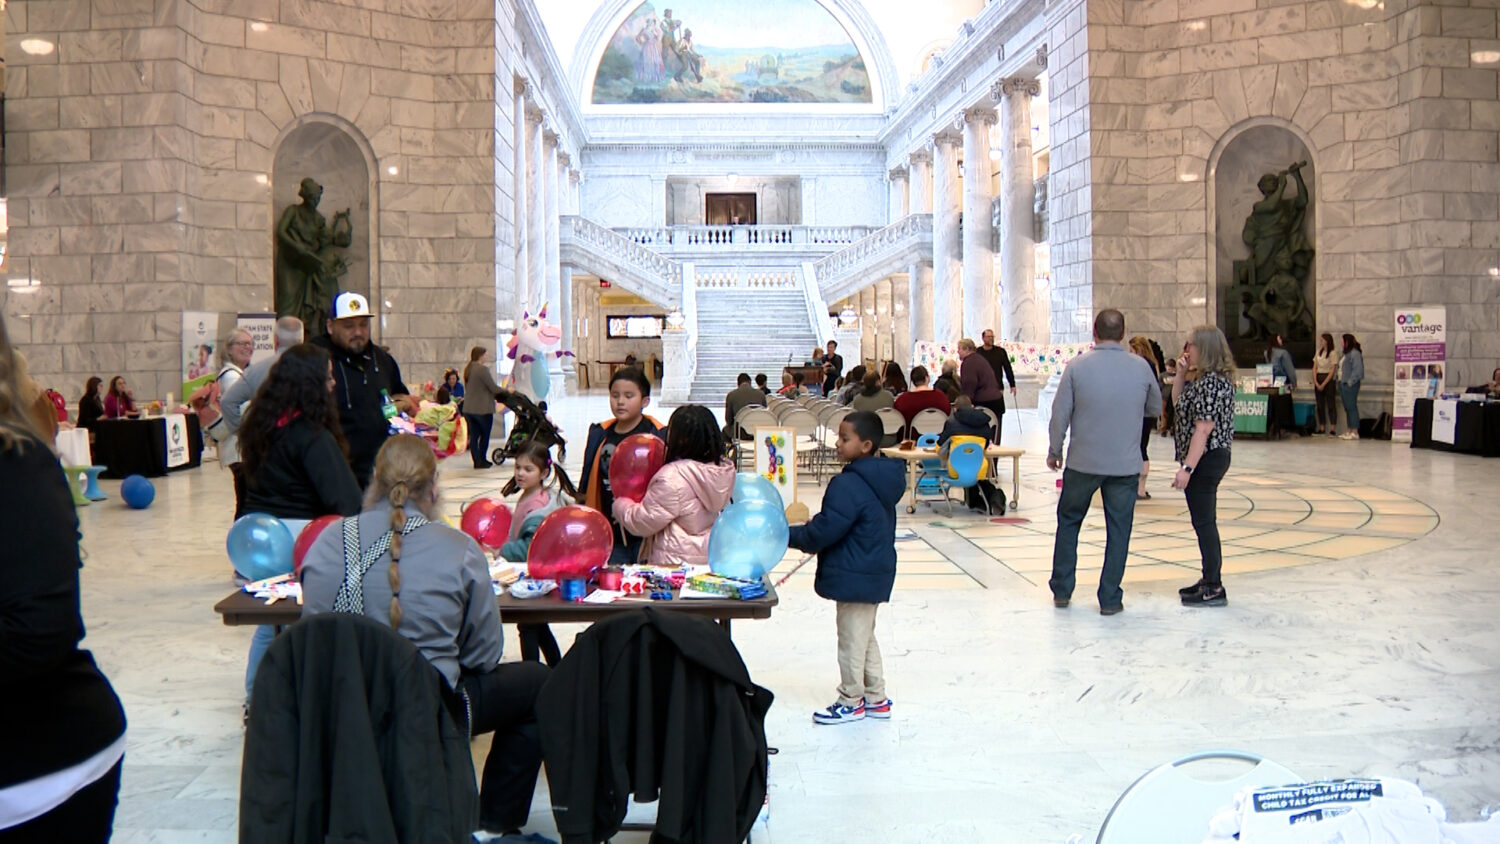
left=1410, top=398, right=1500, bottom=456
left=95, top=415, right=204, bottom=478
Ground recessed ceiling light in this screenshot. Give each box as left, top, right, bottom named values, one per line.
left=387, top=165, right=399, bottom=175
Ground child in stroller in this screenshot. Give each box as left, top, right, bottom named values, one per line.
left=490, top=387, right=567, bottom=466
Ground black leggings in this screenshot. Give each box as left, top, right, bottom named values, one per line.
left=1185, top=448, right=1232, bottom=587
left=1315, top=381, right=1338, bottom=429
left=518, top=623, right=561, bottom=665
left=0, top=758, right=122, bottom=844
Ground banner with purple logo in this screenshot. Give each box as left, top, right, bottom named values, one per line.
left=1392, top=306, right=1446, bottom=442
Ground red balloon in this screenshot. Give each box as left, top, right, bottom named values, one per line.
left=528, top=506, right=613, bottom=580
left=609, top=433, right=665, bottom=503
left=460, top=498, right=514, bottom=551
left=293, top=514, right=343, bottom=577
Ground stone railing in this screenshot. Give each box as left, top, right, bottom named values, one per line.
left=559, top=216, right=680, bottom=305
left=694, top=267, right=801, bottom=290
left=813, top=214, right=934, bottom=302
left=612, top=224, right=874, bottom=252
left=800, top=262, right=834, bottom=349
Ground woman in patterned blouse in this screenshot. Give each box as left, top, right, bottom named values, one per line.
left=1170, top=326, right=1237, bottom=608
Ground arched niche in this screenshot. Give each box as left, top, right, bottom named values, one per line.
left=271, top=115, right=379, bottom=334
left=569, top=0, right=899, bottom=112
left=1207, top=119, right=1318, bottom=368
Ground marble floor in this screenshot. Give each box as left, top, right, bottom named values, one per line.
left=72, top=392, right=1499, bottom=842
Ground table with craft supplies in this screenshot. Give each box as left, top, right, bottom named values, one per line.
left=880, top=444, right=1025, bottom=514
left=94, top=413, right=204, bottom=478
left=214, top=578, right=779, bottom=637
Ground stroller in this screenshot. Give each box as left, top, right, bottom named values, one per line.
left=490, top=387, right=567, bottom=466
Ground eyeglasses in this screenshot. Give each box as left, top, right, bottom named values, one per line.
left=230, top=340, right=254, bottom=347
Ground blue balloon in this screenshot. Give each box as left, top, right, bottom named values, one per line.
left=707, top=500, right=789, bottom=580
left=227, top=513, right=295, bottom=581
left=120, top=475, right=155, bottom=509
left=732, top=472, right=783, bottom=509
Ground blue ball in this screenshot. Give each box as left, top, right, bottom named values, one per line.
left=227, top=513, right=296, bottom=582
left=732, top=472, right=783, bottom=509
left=120, top=475, right=155, bottom=509
left=707, top=500, right=789, bottom=581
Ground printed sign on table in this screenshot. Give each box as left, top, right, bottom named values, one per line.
left=1234, top=392, right=1269, bottom=435
left=752, top=427, right=796, bottom=501
left=1392, top=306, right=1446, bottom=442
left=164, top=413, right=189, bottom=468
left=236, top=313, right=277, bottom=366
left=1430, top=399, right=1458, bottom=445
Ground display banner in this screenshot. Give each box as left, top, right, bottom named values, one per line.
left=181, top=311, right=220, bottom=398
left=1392, top=306, right=1446, bottom=442
left=164, top=413, right=190, bottom=468
left=1431, top=399, right=1459, bottom=445
left=237, top=313, right=277, bottom=365
left=1234, top=392, right=1269, bottom=434
left=752, top=427, right=796, bottom=501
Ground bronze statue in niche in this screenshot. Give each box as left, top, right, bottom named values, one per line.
left=274, top=177, right=353, bottom=333
left=1232, top=161, right=1314, bottom=343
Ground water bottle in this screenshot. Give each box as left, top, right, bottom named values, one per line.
left=380, top=389, right=398, bottom=421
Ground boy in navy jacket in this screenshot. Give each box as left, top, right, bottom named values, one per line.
left=787, top=410, right=907, bottom=724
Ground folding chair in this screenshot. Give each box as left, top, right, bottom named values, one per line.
left=909, top=408, right=948, bottom=440
left=875, top=407, right=905, bottom=448
left=979, top=406, right=1001, bottom=442
left=779, top=408, right=821, bottom=481
left=813, top=406, right=849, bottom=482
left=733, top=408, right=778, bottom=470
left=1096, top=750, right=1301, bottom=843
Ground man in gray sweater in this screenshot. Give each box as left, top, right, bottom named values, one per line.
left=1046, top=309, right=1162, bottom=615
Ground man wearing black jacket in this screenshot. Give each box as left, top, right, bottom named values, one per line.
left=311, top=292, right=415, bottom=485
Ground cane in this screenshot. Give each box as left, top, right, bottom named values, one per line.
left=774, top=553, right=816, bottom=587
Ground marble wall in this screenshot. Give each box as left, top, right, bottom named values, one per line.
left=1045, top=0, right=1500, bottom=407
left=5, top=0, right=509, bottom=399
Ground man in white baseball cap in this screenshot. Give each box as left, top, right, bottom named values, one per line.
left=312, top=291, right=416, bottom=484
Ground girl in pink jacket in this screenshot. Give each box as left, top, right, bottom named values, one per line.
left=613, top=405, right=735, bottom=565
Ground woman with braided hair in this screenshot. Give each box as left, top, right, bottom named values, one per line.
left=300, top=434, right=550, bottom=840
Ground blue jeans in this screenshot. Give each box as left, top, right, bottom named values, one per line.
left=245, top=624, right=276, bottom=702
left=1339, top=381, right=1361, bottom=431
left=1050, top=469, right=1139, bottom=609
left=466, top=412, right=494, bottom=466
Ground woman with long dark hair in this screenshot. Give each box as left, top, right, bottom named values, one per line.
left=102, top=375, right=138, bottom=419
left=881, top=360, right=907, bottom=396
left=1338, top=333, right=1364, bottom=440
left=237, top=343, right=362, bottom=712
left=1312, top=332, right=1339, bottom=435
left=0, top=315, right=126, bottom=841
left=77, top=376, right=105, bottom=433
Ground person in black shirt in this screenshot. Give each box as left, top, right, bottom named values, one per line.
left=310, top=292, right=415, bottom=486
left=822, top=340, right=843, bottom=396
left=977, top=329, right=1018, bottom=407
left=77, top=376, right=105, bottom=433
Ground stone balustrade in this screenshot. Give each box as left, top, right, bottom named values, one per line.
left=560, top=216, right=681, bottom=305
left=612, top=224, right=874, bottom=252
left=695, top=267, right=801, bottom=290
left=814, top=214, right=935, bottom=302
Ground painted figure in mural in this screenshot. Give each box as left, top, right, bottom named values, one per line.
left=1241, top=161, right=1313, bottom=341
left=274, top=178, right=353, bottom=335
left=635, top=14, right=665, bottom=82
left=660, top=8, right=682, bottom=69
left=505, top=305, right=575, bottom=404
left=675, top=28, right=705, bottom=83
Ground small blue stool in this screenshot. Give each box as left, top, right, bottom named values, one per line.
left=82, top=466, right=108, bottom=501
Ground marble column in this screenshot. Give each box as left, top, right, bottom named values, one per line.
left=997, top=77, right=1041, bottom=342
left=962, top=107, right=998, bottom=341
left=544, top=136, right=563, bottom=390
left=556, top=155, right=576, bottom=388
left=513, top=81, right=531, bottom=314
left=527, top=115, right=548, bottom=315
left=860, top=286, right=877, bottom=370
left=522, top=106, right=544, bottom=312
left=931, top=131, right=963, bottom=345
left=892, top=277, right=910, bottom=368
left=888, top=167, right=909, bottom=222
left=907, top=148, right=935, bottom=347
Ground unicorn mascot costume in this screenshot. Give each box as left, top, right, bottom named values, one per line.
left=505, top=304, right=574, bottom=402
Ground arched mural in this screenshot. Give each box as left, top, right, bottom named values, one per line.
left=591, top=0, right=873, bottom=105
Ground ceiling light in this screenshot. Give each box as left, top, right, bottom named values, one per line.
left=20, top=39, right=54, bottom=56
left=6, top=278, right=41, bottom=294
left=1179, top=172, right=1201, bottom=182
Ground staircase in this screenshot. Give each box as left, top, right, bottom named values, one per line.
left=688, top=284, right=821, bottom=403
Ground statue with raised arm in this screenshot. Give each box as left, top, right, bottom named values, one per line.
left=274, top=177, right=353, bottom=334
left=1241, top=161, right=1314, bottom=341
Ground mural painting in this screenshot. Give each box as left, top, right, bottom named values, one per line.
left=591, top=0, right=872, bottom=105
